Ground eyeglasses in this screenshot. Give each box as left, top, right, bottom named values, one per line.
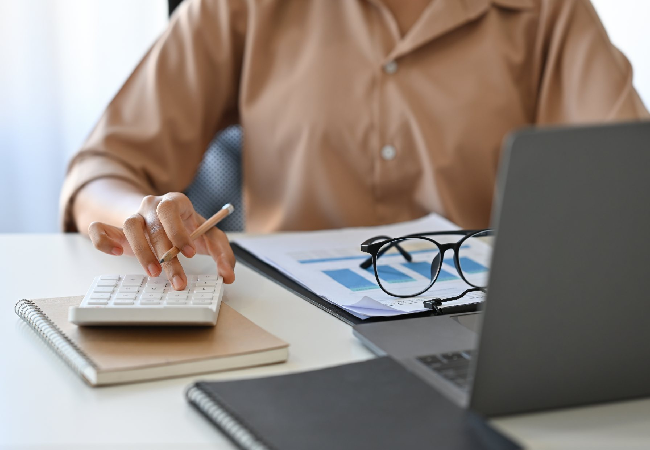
left=360, top=230, right=493, bottom=299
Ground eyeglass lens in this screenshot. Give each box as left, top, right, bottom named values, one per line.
left=374, top=237, right=441, bottom=297
left=374, top=231, right=493, bottom=296
left=458, top=230, right=493, bottom=288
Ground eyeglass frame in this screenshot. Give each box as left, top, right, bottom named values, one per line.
left=359, top=229, right=492, bottom=298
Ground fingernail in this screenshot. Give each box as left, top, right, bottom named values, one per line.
left=112, top=247, right=122, bottom=256
left=148, top=264, right=160, bottom=277
left=172, top=275, right=184, bottom=290
left=182, top=245, right=196, bottom=258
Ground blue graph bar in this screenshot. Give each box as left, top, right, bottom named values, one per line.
left=299, top=255, right=367, bottom=264
left=370, top=265, right=415, bottom=284
left=458, top=257, right=487, bottom=273
left=436, top=268, right=459, bottom=282
left=402, top=262, right=458, bottom=282
left=402, top=261, right=434, bottom=278
left=323, top=269, right=378, bottom=291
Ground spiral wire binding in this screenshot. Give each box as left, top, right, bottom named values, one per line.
left=14, top=300, right=96, bottom=382
left=186, top=385, right=270, bottom=450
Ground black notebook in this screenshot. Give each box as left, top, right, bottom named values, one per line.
left=186, top=357, right=520, bottom=450
left=232, top=243, right=481, bottom=326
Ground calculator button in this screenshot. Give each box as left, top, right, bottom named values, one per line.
left=122, top=280, right=143, bottom=286
left=114, top=300, right=135, bottom=305
left=96, top=280, right=118, bottom=287
left=166, top=301, right=188, bottom=305
left=116, top=293, right=137, bottom=300
left=146, top=278, right=167, bottom=285
left=192, top=293, right=213, bottom=299
left=194, top=286, right=215, bottom=293
left=118, top=286, right=139, bottom=293
left=170, top=289, right=191, bottom=298
left=197, top=275, right=219, bottom=281
left=142, top=293, right=163, bottom=300
left=191, top=300, right=213, bottom=305
left=99, top=275, right=120, bottom=280
left=140, top=300, right=162, bottom=305
left=89, top=292, right=111, bottom=299
left=88, top=300, right=109, bottom=305
left=93, top=286, right=114, bottom=293
left=144, top=286, right=165, bottom=293
left=125, top=274, right=144, bottom=280
left=123, top=275, right=144, bottom=283
left=195, top=280, right=217, bottom=286
left=167, top=292, right=188, bottom=300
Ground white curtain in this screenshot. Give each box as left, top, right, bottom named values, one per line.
left=0, top=0, right=167, bottom=232
left=0, top=0, right=648, bottom=232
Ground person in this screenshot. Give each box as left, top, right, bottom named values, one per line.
left=60, top=0, right=649, bottom=290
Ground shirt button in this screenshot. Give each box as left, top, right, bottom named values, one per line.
left=383, top=60, right=398, bottom=75
left=381, top=145, right=397, bottom=161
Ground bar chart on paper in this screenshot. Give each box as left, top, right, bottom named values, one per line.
left=235, top=213, right=490, bottom=318
left=290, top=245, right=489, bottom=298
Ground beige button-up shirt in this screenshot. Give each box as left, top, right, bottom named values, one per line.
left=60, top=0, right=649, bottom=232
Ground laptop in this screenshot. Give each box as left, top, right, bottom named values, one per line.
left=354, top=121, right=650, bottom=417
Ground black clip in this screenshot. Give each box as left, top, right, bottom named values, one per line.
left=423, top=298, right=443, bottom=310
left=422, top=287, right=486, bottom=315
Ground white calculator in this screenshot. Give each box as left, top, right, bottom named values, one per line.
left=69, top=274, right=223, bottom=326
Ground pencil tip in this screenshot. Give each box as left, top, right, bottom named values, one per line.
left=159, top=258, right=164, bottom=264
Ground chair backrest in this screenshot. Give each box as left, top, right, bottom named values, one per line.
left=184, top=125, right=245, bottom=231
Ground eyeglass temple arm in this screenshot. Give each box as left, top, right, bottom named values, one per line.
left=359, top=236, right=413, bottom=269
left=360, top=229, right=491, bottom=270
left=422, top=287, right=485, bottom=310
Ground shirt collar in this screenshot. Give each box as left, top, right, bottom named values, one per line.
left=384, top=0, right=534, bottom=61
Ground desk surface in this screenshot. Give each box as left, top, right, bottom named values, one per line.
left=1, top=234, right=649, bottom=449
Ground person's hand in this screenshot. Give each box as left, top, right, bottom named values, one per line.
left=87, top=193, right=235, bottom=290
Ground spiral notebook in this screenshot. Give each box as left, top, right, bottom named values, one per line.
left=186, top=357, right=521, bottom=450
left=15, top=296, right=289, bottom=386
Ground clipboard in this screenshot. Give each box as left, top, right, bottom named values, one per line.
left=232, top=243, right=478, bottom=326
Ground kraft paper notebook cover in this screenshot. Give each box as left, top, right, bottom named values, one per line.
left=15, top=296, right=289, bottom=386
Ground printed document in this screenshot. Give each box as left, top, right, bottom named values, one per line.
left=235, top=214, right=488, bottom=319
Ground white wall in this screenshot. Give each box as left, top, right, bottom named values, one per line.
left=0, top=0, right=167, bottom=232
left=0, top=0, right=648, bottom=232
left=592, top=0, right=650, bottom=107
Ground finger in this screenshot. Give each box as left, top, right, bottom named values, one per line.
left=203, top=227, right=236, bottom=284
left=140, top=206, right=187, bottom=290
left=161, top=258, right=187, bottom=290
left=122, top=213, right=162, bottom=278
left=88, top=222, right=126, bottom=256
left=156, top=192, right=197, bottom=258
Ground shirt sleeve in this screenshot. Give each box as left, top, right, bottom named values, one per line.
left=534, top=0, right=649, bottom=124
left=59, top=0, right=247, bottom=231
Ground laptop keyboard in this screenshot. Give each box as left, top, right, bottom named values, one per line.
left=417, top=350, right=474, bottom=391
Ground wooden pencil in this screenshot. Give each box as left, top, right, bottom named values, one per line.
left=158, top=203, right=234, bottom=264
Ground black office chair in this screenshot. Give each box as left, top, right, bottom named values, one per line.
left=169, top=0, right=245, bottom=231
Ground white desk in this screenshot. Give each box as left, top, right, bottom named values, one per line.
left=1, top=234, right=649, bottom=449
